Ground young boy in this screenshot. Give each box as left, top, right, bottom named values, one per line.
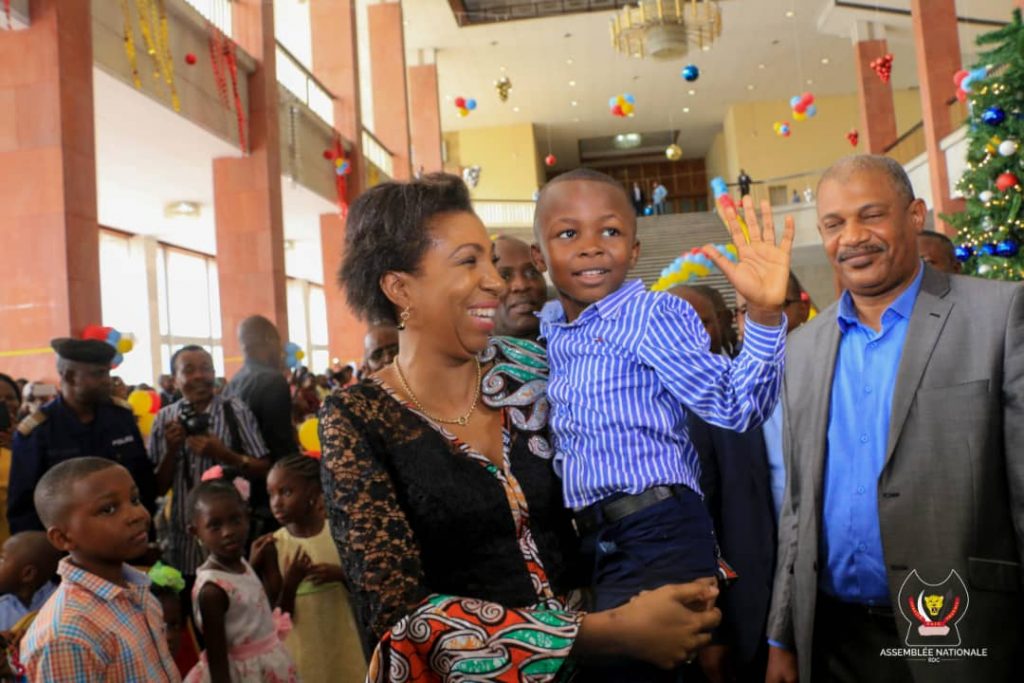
left=0, top=531, right=61, bottom=630
left=19, top=457, right=180, bottom=682
left=532, top=169, right=793, bottom=681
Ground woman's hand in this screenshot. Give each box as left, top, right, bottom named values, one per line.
left=576, top=579, right=721, bottom=669
left=702, top=196, right=795, bottom=327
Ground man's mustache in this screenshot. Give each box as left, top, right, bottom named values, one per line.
left=837, top=245, right=885, bottom=262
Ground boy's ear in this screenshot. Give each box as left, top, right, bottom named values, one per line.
left=46, top=527, right=73, bottom=554
left=629, top=239, right=641, bottom=269
left=20, top=564, right=38, bottom=586
left=530, top=243, right=548, bottom=273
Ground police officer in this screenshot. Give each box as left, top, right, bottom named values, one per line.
left=8, top=338, right=156, bottom=533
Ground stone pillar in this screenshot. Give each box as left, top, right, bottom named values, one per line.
left=368, top=1, right=411, bottom=180
left=852, top=24, right=898, bottom=154
left=0, top=0, right=100, bottom=381
left=409, top=55, right=443, bottom=174
left=311, top=0, right=366, bottom=361
left=910, top=0, right=966, bottom=235
left=212, top=0, right=288, bottom=376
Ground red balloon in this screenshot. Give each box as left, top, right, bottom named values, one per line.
left=184, top=53, right=197, bottom=65
left=454, top=96, right=466, bottom=108
left=953, top=69, right=969, bottom=87
left=794, top=103, right=807, bottom=114
left=322, top=149, right=337, bottom=160
left=800, top=92, right=814, bottom=105
left=82, top=324, right=109, bottom=341
left=996, top=172, right=1020, bottom=192
left=147, top=390, right=162, bottom=414
left=612, top=104, right=624, bottom=116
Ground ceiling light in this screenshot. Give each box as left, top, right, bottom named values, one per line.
left=806, top=78, right=814, bottom=84
left=573, top=117, right=580, bottom=123
left=820, top=57, right=830, bottom=65
left=682, top=107, right=691, bottom=113
left=701, top=45, right=712, bottom=51
left=613, top=133, right=643, bottom=148
left=569, top=80, right=576, bottom=87
left=688, top=89, right=696, bottom=95
left=785, top=10, right=795, bottom=18
left=758, top=63, right=766, bottom=69
left=566, top=58, right=574, bottom=65
left=571, top=100, right=578, bottom=107
left=612, top=0, right=723, bottom=60
left=513, top=106, right=520, bottom=112
left=500, top=65, right=507, bottom=72
left=164, top=201, right=200, bottom=219
left=747, top=84, right=755, bottom=90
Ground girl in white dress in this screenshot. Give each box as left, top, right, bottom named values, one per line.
left=184, top=470, right=298, bottom=683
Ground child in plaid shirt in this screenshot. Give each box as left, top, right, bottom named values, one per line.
left=20, top=457, right=179, bottom=682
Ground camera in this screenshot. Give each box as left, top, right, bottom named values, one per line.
left=178, top=402, right=211, bottom=436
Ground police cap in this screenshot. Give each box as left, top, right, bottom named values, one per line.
left=50, top=338, right=117, bottom=366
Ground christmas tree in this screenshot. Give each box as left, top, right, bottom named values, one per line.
left=946, top=8, right=1024, bottom=280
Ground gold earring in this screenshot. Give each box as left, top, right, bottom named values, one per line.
left=397, top=308, right=411, bottom=331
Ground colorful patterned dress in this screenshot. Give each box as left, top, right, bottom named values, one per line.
left=320, top=337, right=586, bottom=683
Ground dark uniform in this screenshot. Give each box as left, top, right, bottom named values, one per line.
left=7, top=339, right=156, bottom=533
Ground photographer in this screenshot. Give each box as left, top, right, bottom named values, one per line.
left=149, top=345, right=269, bottom=578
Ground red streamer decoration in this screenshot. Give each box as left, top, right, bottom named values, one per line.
left=4, top=0, right=11, bottom=30
left=208, top=24, right=229, bottom=108
left=224, top=42, right=247, bottom=154
left=331, top=135, right=349, bottom=217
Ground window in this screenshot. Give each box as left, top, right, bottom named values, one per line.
left=156, top=245, right=224, bottom=378
left=287, top=278, right=330, bottom=374
left=99, top=231, right=154, bottom=385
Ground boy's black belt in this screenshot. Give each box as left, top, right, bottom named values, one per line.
left=574, top=485, right=682, bottom=536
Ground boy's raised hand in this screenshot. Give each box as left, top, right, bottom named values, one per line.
left=701, top=195, right=795, bottom=325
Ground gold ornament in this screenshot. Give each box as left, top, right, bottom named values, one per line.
left=665, top=144, right=683, bottom=161
left=495, top=76, right=512, bottom=103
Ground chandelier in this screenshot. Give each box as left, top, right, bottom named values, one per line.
left=611, top=0, right=723, bottom=60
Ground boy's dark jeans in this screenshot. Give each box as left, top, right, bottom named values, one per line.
left=578, top=486, right=718, bottom=683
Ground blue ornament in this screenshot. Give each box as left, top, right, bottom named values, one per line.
left=982, top=106, right=1006, bottom=125
left=681, top=64, right=700, bottom=82
left=996, top=239, right=1020, bottom=257
left=954, top=245, right=973, bottom=262
left=643, top=205, right=654, bottom=216
left=981, top=243, right=998, bottom=255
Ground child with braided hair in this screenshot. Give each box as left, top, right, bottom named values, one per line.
left=250, top=455, right=365, bottom=683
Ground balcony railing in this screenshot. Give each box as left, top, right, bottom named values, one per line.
left=276, top=42, right=335, bottom=127
left=473, top=200, right=537, bottom=229
left=182, top=0, right=232, bottom=36
left=362, top=129, right=394, bottom=179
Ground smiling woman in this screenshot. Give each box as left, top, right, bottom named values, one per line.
left=322, top=174, right=721, bottom=682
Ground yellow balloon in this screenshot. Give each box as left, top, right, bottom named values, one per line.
left=296, top=349, right=306, bottom=361
left=793, top=110, right=807, bottom=122
left=137, top=413, right=156, bottom=439
left=691, top=263, right=711, bottom=278
left=458, top=108, right=469, bottom=117
left=298, top=417, right=321, bottom=454
left=128, top=389, right=151, bottom=417
left=621, top=102, right=634, bottom=115
left=117, top=337, right=134, bottom=354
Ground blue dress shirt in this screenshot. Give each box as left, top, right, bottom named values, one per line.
left=0, top=580, right=57, bottom=630
left=539, top=280, right=787, bottom=509
left=762, top=401, right=786, bottom=520
left=820, top=265, right=924, bottom=604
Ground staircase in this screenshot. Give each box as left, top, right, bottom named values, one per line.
left=629, top=211, right=738, bottom=311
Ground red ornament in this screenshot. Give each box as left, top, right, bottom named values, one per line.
left=846, top=129, right=859, bottom=147
left=995, top=172, right=1020, bottom=192
left=322, top=149, right=337, bottom=160
left=545, top=154, right=557, bottom=167
left=869, top=53, right=894, bottom=83
left=184, top=52, right=197, bottom=65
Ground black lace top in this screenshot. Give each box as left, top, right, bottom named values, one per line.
left=319, top=338, right=583, bottom=652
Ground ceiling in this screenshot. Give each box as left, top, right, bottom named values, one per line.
left=93, top=67, right=335, bottom=284
left=402, top=0, right=1011, bottom=167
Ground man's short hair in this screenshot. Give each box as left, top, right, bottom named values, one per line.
left=818, top=155, right=915, bottom=205
left=918, top=230, right=956, bottom=251
left=170, top=345, right=209, bottom=375
left=35, top=457, right=120, bottom=528
left=534, top=168, right=632, bottom=238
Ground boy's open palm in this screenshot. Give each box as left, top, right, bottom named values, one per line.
left=701, top=195, right=795, bottom=311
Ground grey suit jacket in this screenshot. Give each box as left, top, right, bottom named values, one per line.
left=767, top=266, right=1024, bottom=682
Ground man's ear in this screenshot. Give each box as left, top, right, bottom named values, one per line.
left=46, top=527, right=73, bottom=554
left=530, top=243, right=548, bottom=273
left=380, top=271, right=413, bottom=313
left=909, top=198, right=927, bottom=233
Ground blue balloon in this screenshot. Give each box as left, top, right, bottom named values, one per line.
left=107, top=329, right=122, bottom=344
left=112, top=353, right=124, bottom=367
left=981, top=243, right=998, bottom=255
left=609, top=96, right=618, bottom=108
left=954, top=245, right=973, bottom=262
left=624, top=93, right=636, bottom=105
left=996, top=239, right=1020, bottom=257
left=710, top=177, right=728, bottom=197
left=681, top=64, right=700, bottom=82
left=466, top=99, right=477, bottom=111
left=789, top=96, right=802, bottom=109
left=806, top=104, right=817, bottom=117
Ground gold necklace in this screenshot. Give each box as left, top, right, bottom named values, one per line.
left=393, top=357, right=481, bottom=426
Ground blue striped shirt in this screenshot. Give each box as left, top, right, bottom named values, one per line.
left=539, top=279, right=787, bottom=509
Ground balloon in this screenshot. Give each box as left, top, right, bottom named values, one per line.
left=117, top=337, right=134, bottom=354
left=616, top=95, right=626, bottom=105
left=608, top=96, right=618, bottom=108
left=322, top=149, right=336, bottom=160
left=789, top=96, right=802, bottom=109
left=806, top=104, right=817, bottom=117
left=793, top=110, right=807, bottom=122
left=107, top=329, right=122, bottom=345
left=298, top=417, right=321, bottom=455
left=296, top=349, right=306, bottom=361
left=710, top=177, right=729, bottom=197
left=624, top=93, right=636, bottom=105
left=128, top=390, right=152, bottom=416
left=82, top=324, right=107, bottom=341
left=458, top=108, right=469, bottom=118
left=137, top=413, right=156, bottom=439
left=466, top=98, right=477, bottom=111
left=621, top=102, right=634, bottom=115
left=454, top=96, right=466, bottom=108
left=147, top=390, right=161, bottom=414
left=612, top=104, right=624, bottom=117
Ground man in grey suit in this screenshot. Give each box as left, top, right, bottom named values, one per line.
left=766, top=155, right=1024, bottom=683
